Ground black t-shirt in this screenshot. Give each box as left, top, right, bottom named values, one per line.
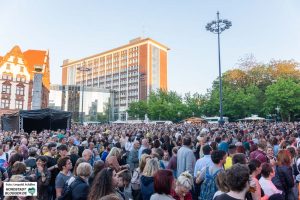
left=214, top=193, right=242, bottom=200
left=46, top=156, right=59, bottom=186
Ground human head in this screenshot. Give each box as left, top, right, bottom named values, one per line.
left=141, top=138, right=149, bottom=147
left=82, top=149, right=93, bottom=162
left=41, top=145, right=48, bottom=155
left=215, top=171, right=229, bottom=193
left=107, top=147, right=121, bottom=159
left=172, top=147, right=178, bottom=155
left=176, top=171, right=193, bottom=196
left=57, top=156, right=72, bottom=171
left=232, top=153, right=247, bottom=165
left=57, top=144, right=68, bottom=158
left=47, top=142, right=57, bottom=156
left=277, top=149, right=292, bottom=166
left=11, top=161, right=26, bottom=175
left=73, top=158, right=87, bottom=176
left=143, top=158, right=160, bottom=177
left=226, top=164, right=250, bottom=192
left=139, top=154, right=151, bottom=172
left=151, top=148, right=164, bottom=160
left=228, top=144, right=237, bottom=155
left=153, top=170, right=174, bottom=195
left=287, top=146, right=296, bottom=159
left=69, top=146, right=78, bottom=155
left=28, top=147, right=37, bottom=157
left=133, top=140, right=140, bottom=150
left=203, top=145, right=212, bottom=155
left=266, top=146, right=274, bottom=157
left=8, top=153, right=23, bottom=167
left=117, top=170, right=132, bottom=188
left=183, top=136, right=192, bottom=146
left=88, top=168, right=118, bottom=199
left=76, top=162, right=92, bottom=178
left=257, top=139, right=267, bottom=151
left=36, top=156, right=48, bottom=168
left=248, top=159, right=262, bottom=175
left=93, top=160, right=105, bottom=175
left=261, top=163, right=274, bottom=178
left=211, top=150, right=227, bottom=165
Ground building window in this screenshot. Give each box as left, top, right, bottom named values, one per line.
left=6, top=64, right=10, bottom=70
left=16, top=87, right=24, bottom=95
left=20, top=66, right=24, bottom=72
left=15, top=100, right=23, bottom=109
left=2, top=74, right=12, bottom=80
left=2, top=85, right=11, bottom=94
left=1, top=99, right=10, bottom=109
left=16, top=76, right=26, bottom=82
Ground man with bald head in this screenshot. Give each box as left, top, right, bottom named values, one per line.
left=138, top=138, right=149, bottom=160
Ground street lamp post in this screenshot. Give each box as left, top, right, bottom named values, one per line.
left=206, top=11, right=232, bottom=125
left=77, top=61, right=91, bottom=124
left=275, top=106, right=280, bottom=122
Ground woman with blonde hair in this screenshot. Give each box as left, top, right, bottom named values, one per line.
left=131, top=154, right=151, bottom=200
left=140, top=158, right=160, bottom=200
left=171, top=171, right=193, bottom=200
left=69, top=146, right=80, bottom=168
left=106, top=147, right=127, bottom=172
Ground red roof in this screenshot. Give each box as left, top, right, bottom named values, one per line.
left=23, top=50, right=47, bottom=73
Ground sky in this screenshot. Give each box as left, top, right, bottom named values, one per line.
left=1, top=0, right=300, bottom=95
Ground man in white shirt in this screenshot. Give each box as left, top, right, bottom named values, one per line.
left=259, top=163, right=282, bottom=197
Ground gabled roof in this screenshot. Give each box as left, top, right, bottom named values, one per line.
left=23, top=50, right=47, bottom=73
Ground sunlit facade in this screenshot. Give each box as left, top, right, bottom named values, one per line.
left=61, top=37, right=169, bottom=120
left=0, top=46, right=50, bottom=111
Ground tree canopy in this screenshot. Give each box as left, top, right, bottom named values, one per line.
left=127, top=58, right=300, bottom=122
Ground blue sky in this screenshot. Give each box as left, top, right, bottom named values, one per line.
left=1, top=0, right=299, bottom=95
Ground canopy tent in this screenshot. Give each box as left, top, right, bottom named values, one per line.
left=239, top=115, right=266, bottom=121
left=1, top=108, right=72, bottom=132
left=112, top=120, right=127, bottom=124
left=184, top=117, right=207, bottom=124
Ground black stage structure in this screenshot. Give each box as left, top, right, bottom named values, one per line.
left=1, top=108, right=72, bottom=132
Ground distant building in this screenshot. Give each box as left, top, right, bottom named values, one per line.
left=61, top=37, right=169, bottom=120
left=0, top=46, right=50, bottom=111
left=49, top=85, right=114, bottom=122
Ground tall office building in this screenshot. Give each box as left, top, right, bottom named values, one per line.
left=61, top=37, right=169, bottom=120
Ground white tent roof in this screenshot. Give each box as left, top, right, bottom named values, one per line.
left=242, top=115, right=265, bottom=121
left=112, top=120, right=127, bottom=124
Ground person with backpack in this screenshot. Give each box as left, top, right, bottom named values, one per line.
left=196, top=150, right=227, bottom=200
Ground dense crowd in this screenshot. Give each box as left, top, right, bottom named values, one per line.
left=0, top=122, right=299, bottom=200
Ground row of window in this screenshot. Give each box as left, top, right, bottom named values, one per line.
left=2, top=74, right=26, bottom=82
left=5, top=64, right=24, bottom=72
left=1, top=99, right=23, bottom=109
left=2, top=85, right=25, bottom=95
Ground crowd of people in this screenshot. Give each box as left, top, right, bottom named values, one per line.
left=0, top=121, right=299, bottom=200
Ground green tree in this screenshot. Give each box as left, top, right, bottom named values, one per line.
left=264, top=78, right=300, bottom=121
left=127, top=100, right=148, bottom=119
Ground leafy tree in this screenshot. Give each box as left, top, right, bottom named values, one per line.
left=264, top=78, right=300, bottom=121
left=127, top=100, right=148, bottom=119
